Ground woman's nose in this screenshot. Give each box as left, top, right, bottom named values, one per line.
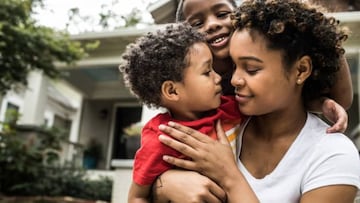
left=231, top=71, right=246, bottom=87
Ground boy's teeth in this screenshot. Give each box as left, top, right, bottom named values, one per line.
left=212, top=37, right=225, bottom=44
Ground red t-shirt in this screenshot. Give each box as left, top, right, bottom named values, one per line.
left=133, top=95, right=243, bottom=185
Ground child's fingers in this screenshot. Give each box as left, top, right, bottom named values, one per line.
left=327, top=120, right=347, bottom=133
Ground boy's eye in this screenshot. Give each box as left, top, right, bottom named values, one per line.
left=217, top=11, right=231, bottom=18
left=190, top=20, right=203, bottom=28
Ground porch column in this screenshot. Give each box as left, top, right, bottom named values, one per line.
left=67, top=97, right=84, bottom=162
left=19, top=71, right=47, bottom=125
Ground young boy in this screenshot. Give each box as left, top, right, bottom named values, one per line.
left=119, top=22, right=243, bottom=203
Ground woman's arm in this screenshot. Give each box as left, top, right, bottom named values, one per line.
left=158, top=121, right=259, bottom=203
left=152, top=170, right=226, bottom=203
left=300, top=185, right=358, bottom=203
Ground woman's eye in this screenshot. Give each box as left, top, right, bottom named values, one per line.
left=247, top=69, right=259, bottom=75
left=243, top=63, right=260, bottom=75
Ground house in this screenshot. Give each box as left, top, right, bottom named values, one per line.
left=0, top=0, right=359, bottom=202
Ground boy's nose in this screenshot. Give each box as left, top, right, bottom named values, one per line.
left=204, top=16, right=222, bottom=35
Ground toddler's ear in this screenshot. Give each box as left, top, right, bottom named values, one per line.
left=161, top=81, right=179, bottom=101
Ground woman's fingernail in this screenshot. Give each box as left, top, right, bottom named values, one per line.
left=163, top=155, right=170, bottom=161
left=159, top=124, right=165, bottom=130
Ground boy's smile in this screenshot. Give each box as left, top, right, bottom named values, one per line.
left=182, top=0, right=234, bottom=59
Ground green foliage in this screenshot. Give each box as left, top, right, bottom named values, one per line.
left=0, top=0, right=86, bottom=95
left=0, top=112, right=112, bottom=201
left=8, top=167, right=113, bottom=201
left=0, top=124, right=64, bottom=195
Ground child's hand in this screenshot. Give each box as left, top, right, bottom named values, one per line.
left=322, top=98, right=348, bottom=133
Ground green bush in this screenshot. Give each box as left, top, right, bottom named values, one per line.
left=0, top=111, right=112, bottom=201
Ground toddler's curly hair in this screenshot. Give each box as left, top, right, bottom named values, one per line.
left=231, top=0, right=348, bottom=102
left=119, top=23, right=206, bottom=108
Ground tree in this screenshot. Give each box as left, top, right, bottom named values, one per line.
left=0, top=0, right=86, bottom=95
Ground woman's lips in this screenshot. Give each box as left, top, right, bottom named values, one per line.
left=235, top=94, right=252, bottom=104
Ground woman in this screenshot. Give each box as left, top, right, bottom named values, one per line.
left=154, top=0, right=360, bottom=202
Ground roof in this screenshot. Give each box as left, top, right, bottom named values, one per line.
left=149, top=0, right=179, bottom=24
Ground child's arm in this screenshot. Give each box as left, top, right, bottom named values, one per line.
left=128, top=182, right=152, bottom=203
left=307, top=55, right=352, bottom=133
left=307, top=97, right=348, bottom=133
left=321, top=98, right=348, bottom=133
left=328, top=55, right=353, bottom=110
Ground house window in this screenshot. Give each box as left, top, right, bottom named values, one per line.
left=53, top=115, right=72, bottom=138
left=4, top=102, right=19, bottom=123
left=112, top=106, right=142, bottom=159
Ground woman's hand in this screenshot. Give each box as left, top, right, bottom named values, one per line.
left=158, top=121, right=259, bottom=203
left=158, top=120, right=237, bottom=184
left=322, top=98, right=348, bottom=133
left=152, top=169, right=226, bottom=203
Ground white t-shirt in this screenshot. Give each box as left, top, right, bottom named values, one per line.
left=236, top=113, right=360, bottom=203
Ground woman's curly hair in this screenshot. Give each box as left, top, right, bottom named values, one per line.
left=175, top=0, right=238, bottom=22
left=231, top=0, right=348, bottom=102
left=119, top=23, right=206, bottom=108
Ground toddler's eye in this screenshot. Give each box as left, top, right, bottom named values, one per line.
left=203, top=70, right=212, bottom=76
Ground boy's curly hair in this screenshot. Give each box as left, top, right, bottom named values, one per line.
left=175, top=0, right=238, bottom=22
left=119, top=23, right=206, bottom=108
left=231, top=0, right=348, bottom=102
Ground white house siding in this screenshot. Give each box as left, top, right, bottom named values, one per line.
left=0, top=71, right=83, bottom=165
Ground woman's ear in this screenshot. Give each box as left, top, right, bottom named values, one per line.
left=161, top=81, right=180, bottom=101
left=296, top=55, right=312, bottom=85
